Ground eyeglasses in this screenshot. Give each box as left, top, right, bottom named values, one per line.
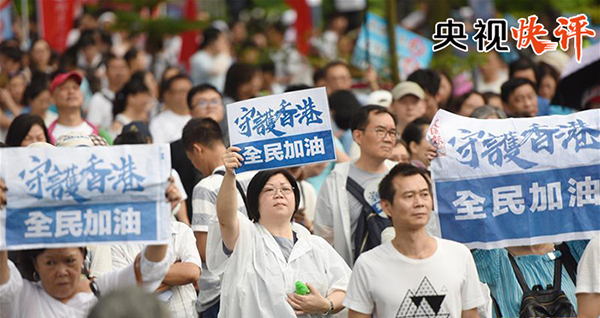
left=359, top=127, right=398, bottom=139
left=193, top=98, right=221, bottom=109
left=261, top=186, right=295, bottom=197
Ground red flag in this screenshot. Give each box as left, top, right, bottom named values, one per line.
left=179, top=0, right=199, bottom=71
left=37, top=0, right=76, bottom=53
left=286, top=0, right=312, bottom=55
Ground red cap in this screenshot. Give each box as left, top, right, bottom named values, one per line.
left=50, top=71, right=83, bottom=94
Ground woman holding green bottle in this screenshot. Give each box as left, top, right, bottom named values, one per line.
left=206, top=146, right=352, bottom=317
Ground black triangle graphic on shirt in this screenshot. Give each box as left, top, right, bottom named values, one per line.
left=425, top=295, right=446, bottom=314
left=411, top=296, right=424, bottom=307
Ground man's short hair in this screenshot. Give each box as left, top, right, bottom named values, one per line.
left=105, top=53, right=125, bottom=69
left=500, top=78, right=536, bottom=103
left=407, top=69, right=440, bottom=96
left=160, top=73, right=191, bottom=100
left=350, top=105, right=397, bottom=131
left=181, top=118, right=224, bottom=152
left=187, top=84, right=222, bottom=110
left=378, top=163, right=431, bottom=204
left=1, top=46, right=23, bottom=63
left=509, top=57, right=537, bottom=79
left=313, top=67, right=326, bottom=84
left=323, top=61, right=349, bottom=77
left=124, top=48, right=140, bottom=65
left=401, top=118, right=431, bottom=154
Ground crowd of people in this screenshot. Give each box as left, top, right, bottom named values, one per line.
left=0, top=3, right=600, bottom=318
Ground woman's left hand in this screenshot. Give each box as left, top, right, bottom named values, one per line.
left=165, top=176, right=182, bottom=209
left=0, top=178, right=7, bottom=208
left=287, top=283, right=331, bottom=316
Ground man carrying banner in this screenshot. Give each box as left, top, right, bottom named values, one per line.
left=344, top=164, right=484, bottom=318
left=314, top=105, right=397, bottom=266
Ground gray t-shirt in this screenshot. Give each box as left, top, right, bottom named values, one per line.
left=347, top=164, right=387, bottom=253
left=224, top=232, right=297, bottom=261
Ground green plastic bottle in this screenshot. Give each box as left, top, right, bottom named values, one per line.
left=295, top=281, right=310, bottom=295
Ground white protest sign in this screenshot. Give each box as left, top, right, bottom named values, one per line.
left=0, top=144, right=171, bottom=250
left=226, top=87, right=336, bottom=172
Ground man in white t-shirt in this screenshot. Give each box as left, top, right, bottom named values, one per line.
left=86, top=54, right=130, bottom=130
left=181, top=117, right=255, bottom=317
left=48, top=71, right=99, bottom=144
left=190, top=27, right=232, bottom=92
left=576, top=236, right=600, bottom=318
left=344, top=164, right=484, bottom=318
left=150, top=74, right=192, bottom=144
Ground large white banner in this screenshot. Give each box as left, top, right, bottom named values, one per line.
left=427, top=109, right=600, bottom=249
left=0, top=145, right=172, bottom=250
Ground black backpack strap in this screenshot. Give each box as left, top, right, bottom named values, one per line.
left=491, top=293, right=502, bottom=318
left=507, top=251, right=532, bottom=293
left=214, top=170, right=248, bottom=209
left=345, top=177, right=371, bottom=209
left=553, top=256, right=563, bottom=290
left=508, top=250, right=564, bottom=292
left=556, top=242, right=578, bottom=284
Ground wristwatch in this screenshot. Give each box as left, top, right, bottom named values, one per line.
left=324, top=297, right=334, bottom=315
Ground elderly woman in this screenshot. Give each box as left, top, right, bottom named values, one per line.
left=0, top=178, right=174, bottom=318
left=207, top=147, right=351, bottom=317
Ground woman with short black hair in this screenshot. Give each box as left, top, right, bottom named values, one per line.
left=207, top=147, right=352, bottom=317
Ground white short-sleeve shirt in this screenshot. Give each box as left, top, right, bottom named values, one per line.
left=576, top=236, right=600, bottom=294
left=344, top=237, right=485, bottom=318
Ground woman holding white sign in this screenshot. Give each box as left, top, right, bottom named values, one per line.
left=207, top=146, right=351, bottom=317
left=0, top=178, right=174, bottom=318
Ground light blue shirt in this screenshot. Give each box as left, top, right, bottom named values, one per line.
left=473, top=240, right=588, bottom=318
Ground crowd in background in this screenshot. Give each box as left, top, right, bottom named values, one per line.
left=0, top=1, right=599, bottom=318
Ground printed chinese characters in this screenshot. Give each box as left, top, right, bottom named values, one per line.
left=24, top=207, right=142, bottom=239
left=19, top=154, right=146, bottom=202
left=241, top=136, right=326, bottom=165
left=448, top=120, right=600, bottom=170
left=452, top=176, right=598, bottom=221
left=234, top=97, right=323, bottom=138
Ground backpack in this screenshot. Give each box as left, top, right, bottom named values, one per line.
left=346, top=176, right=392, bottom=262
left=507, top=251, right=577, bottom=318
left=491, top=243, right=578, bottom=318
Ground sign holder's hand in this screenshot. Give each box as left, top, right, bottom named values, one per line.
left=222, top=146, right=243, bottom=176
left=165, top=176, right=182, bottom=210
left=0, top=178, right=6, bottom=208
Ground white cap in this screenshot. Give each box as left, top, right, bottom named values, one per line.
left=27, top=142, right=55, bottom=149
left=55, top=132, right=94, bottom=147
left=367, top=90, right=393, bottom=108
left=391, top=81, right=425, bottom=100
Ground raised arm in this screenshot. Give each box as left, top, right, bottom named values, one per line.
left=216, top=146, right=244, bottom=251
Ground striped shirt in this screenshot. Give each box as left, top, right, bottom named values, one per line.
left=191, top=166, right=256, bottom=311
